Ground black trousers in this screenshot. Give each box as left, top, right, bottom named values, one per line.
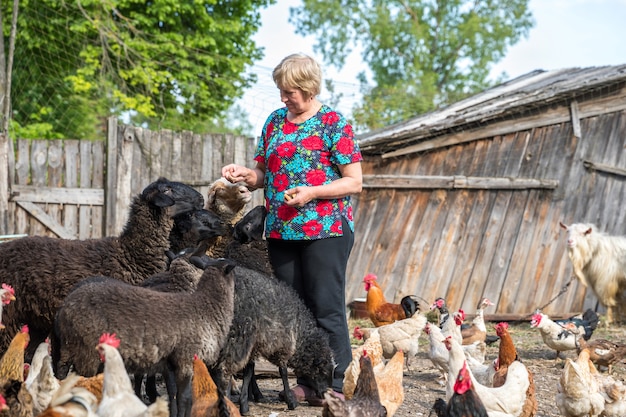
left=267, top=218, right=354, bottom=393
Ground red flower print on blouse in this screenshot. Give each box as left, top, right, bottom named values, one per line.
left=277, top=141, right=297, bottom=158
left=319, top=151, right=331, bottom=166
left=267, top=154, right=282, bottom=173
left=266, top=122, right=275, bottom=137
left=351, top=153, right=361, bottom=163
left=306, top=169, right=326, bottom=186
left=269, top=230, right=281, bottom=239
left=330, top=220, right=343, bottom=234
left=336, top=137, right=355, bottom=154
left=302, top=136, right=324, bottom=150
left=316, top=201, right=333, bottom=217
left=277, top=204, right=298, bottom=221
left=346, top=206, right=353, bottom=220
left=322, top=112, right=340, bottom=125
left=303, top=220, right=323, bottom=237
left=282, top=121, right=298, bottom=135
left=273, top=173, right=289, bottom=192
left=343, top=124, right=353, bottom=136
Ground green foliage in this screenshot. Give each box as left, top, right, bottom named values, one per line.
left=290, top=0, right=534, bottom=131
left=3, top=0, right=274, bottom=139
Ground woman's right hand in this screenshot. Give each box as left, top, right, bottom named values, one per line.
left=222, top=164, right=248, bottom=184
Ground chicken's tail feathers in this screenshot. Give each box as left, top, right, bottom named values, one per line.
left=430, top=398, right=448, bottom=417
left=485, top=334, right=501, bottom=346
left=401, top=296, right=420, bottom=318
left=143, top=397, right=169, bottom=417
left=582, top=308, right=600, bottom=336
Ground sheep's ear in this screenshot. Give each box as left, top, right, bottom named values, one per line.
left=559, top=221, right=568, bottom=230
left=584, top=227, right=593, bottom=235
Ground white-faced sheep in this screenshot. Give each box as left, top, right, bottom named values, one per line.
left=0, top=178, right=204, bottom=359
left=198, top=258, right=335, bottom=414
left=204, top=178, right=253, bottom=258
left=51, top=258, right=237, bottom=417
left=560, top=222, right=626, bottom=325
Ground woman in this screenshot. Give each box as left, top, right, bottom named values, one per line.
left=222, top=53, right=362, bottom=404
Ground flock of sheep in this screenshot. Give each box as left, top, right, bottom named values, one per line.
left=0, top=177, right=336, bottom=417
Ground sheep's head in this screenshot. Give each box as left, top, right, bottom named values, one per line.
left=206, top=178, right=252, bottom=224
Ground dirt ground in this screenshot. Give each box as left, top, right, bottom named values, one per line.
left=233, top=319, right=626, bottom=417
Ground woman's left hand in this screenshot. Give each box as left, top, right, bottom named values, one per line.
left=283, top=186, right=315, bottom=207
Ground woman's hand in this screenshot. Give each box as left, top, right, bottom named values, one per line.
left=283, top=186, right=315, bottom=207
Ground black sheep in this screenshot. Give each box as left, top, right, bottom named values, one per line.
left=0, top=177, right=204, bottom=358
left=224, top=205, right=274, bottom=276
left=52, top=257, right=237, bottom=417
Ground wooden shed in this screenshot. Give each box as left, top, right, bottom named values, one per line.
left=346, top=64, right=626, bottom=320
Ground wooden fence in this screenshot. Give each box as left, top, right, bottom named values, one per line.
left=1, top=117, right=263, bottom=238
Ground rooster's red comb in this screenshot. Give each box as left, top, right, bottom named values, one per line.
left=20, top=325, right=28, bottom=334
left=99, top=333, right=120, bottom=348
left=1, top=284, right=14, bottom=295
left=363, top=273, right=377, bottom=282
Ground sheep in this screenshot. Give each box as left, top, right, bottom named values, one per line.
left=51, top=257, right=237, bottom=417
left=204, top=178, right=253, bottom=258
left=560, top=222, right=626, bottom=325
left=196, top=258, right=335, bottom=414
left=224, top=205, right=273, bottom=276
left=0, top=177, right=204, bottom=359
left=168, top=208, right=228, bottom=255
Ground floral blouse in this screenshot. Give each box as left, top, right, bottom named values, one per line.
left=254, top=104, right=363, bottom=240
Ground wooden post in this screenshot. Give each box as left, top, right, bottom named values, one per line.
left=0, top=133, right=8, bottom=234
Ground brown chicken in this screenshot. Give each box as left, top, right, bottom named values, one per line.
left=363, top=273, right=418, bottom=327
left=73, top=374, right=104, bottom=405
left=492, top=322, right=537, bottom=417
left=575, top=334, right=626, bottom=374
left=191, top=354, right=241, bottom=417
left=323, top=351, right=387, bottom=417
left=344, top=328, right=384, bottom=399
left=0, top=325, right=34, bottom=417
left=374, top=350, right=405, bottom=417
left=432, top=361, right=489, bottom=417
left=556, top=348, right=605, bottom=417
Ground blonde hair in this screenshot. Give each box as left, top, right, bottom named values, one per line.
left=273, top=53, right=322, bottom=99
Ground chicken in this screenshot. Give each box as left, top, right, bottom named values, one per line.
left=72, top=375, right=103, bottom=407
left=95, top=333, right=168, bottom=417
left=444, top=336, right=530, bottom=417
left=0, top=324, right=34, bottom=417
left=424, top=322, right=449, bottom=385
left=443, top=310, right=485, bottom=364
left=322, top=351, right=387, bottom=417
left=345, top=328, right=384, bottom=399
left=0, top=284, right=16, bottom=329
left=460, top=298, right=494, bottom=345
left=491, top=322, right=537, bottom=417
left=431, top=361, right=489, bottom=417
left=374, top=350, right=405, bottom=417
left=431, top=297, right=451, bottom=328
left=556, top=348, right=605, bottom=417
left=595, top=373, right=626, bottom=417
left=35, top=373, right=98, bottom=417
left=555, top=309, right=599, bottom=341
left=575, top=335, right=626, bottom=374
left=363, top=273, right=418, bottom=327
left=353, top=312, right=427, bottom=370
left=191, top=354, right=240, bottom=417
left=530, top=311, right=598, bottom=360
left=26, top=340, right=60, bottom=414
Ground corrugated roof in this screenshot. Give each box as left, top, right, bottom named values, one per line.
left=356, top=64, right=626, bottom=155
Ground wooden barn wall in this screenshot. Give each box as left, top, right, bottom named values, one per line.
left=347, top=109, right=626, bottom=318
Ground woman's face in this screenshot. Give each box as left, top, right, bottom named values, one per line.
left=279, top=87, right=310, bottom=114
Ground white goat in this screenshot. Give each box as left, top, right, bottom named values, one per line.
left=560, top=222, right=626, bottom=325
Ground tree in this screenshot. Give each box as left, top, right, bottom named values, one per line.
left=4, top=0, right=274, bottom=139
left=290, top=0, right=534, bottom=131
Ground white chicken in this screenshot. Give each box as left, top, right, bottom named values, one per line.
left=556, top=348, right=605, bottom=417
left=36, top=373, right=99, bottom=417
left=425, top=322, right=449, bottom=385
left=354, top=312, right=427, bottom=370
left=95, top=333, right=169, bottom=417
left=444, top=335, right=530, bottom=417
left=25, top=340, right=60, bottom=414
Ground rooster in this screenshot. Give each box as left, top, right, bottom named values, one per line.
left=95, top=333, right=169, bottom=417
left=492, top=322, right=537, bottom=417
left=530, top=310, right=598, bottom=360
left=363, top=273, right=418, bottom=327
left=0, top=284, right=15, bottom=329
left=191, top=354, right=241, bottom=417
left=322, top=351, right=387, bottom=417
left=432, top=361, right=489, bottom=417
left=35, top=373, right=98, bottom=417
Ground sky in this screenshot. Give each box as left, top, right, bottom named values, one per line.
left=240, top=0, right=626, bottom=136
